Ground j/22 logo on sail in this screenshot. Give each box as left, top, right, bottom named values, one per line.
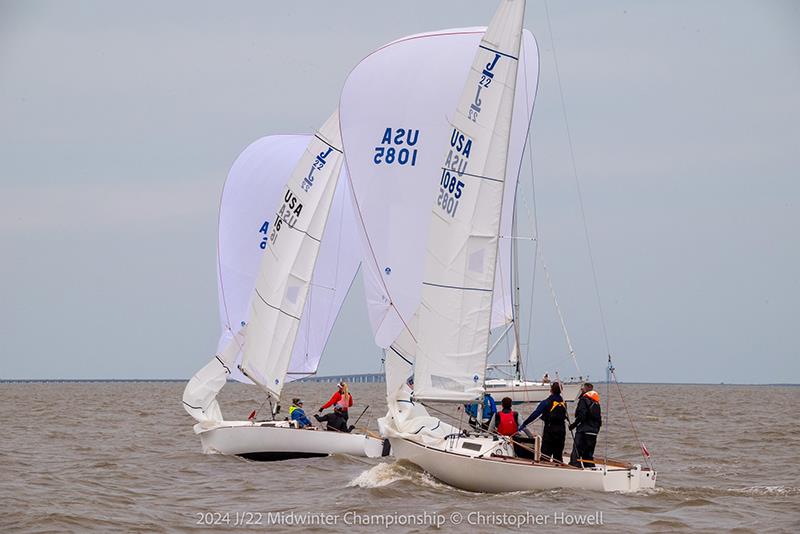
left=374, top=127, right=419, bottom=166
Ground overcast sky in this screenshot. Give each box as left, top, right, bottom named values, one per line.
left=1, top=1, right=798, bottom=383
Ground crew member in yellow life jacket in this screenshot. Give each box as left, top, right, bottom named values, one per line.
left=289, top=398, right=313, bottom=428
left=519, top=382, right=568, bottom=462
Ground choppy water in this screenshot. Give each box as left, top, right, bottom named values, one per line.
left=2, top=382, right=798, bottom=532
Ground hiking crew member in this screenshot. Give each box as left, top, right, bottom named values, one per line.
left=289, top=398, right=313, bottom=428
left=519, top=382, right=567, bottom=462
left=319, top=381, right=353, bottom=420
left=569, top=383, right=602, bottom=468
left=489, top=397, right=533, bottom=437
left=314, top=406, right=354, bottom=433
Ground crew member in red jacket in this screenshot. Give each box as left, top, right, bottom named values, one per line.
left=318, top=381, right=354, bottom=421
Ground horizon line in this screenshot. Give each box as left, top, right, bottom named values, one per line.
left=1, top=378, right=798, bottom=387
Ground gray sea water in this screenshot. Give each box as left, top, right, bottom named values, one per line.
left=2, top=382, right=798, bottom=533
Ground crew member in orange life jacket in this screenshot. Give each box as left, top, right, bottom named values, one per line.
left=318, top=381, right=354, bottom=421
left=488, top=397, right=534, bottom=437
left=569, top=383, right=602, bottom=468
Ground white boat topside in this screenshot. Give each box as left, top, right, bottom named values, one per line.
left=196, top=419, right=385, bottom=460
left=389, top=434, right=656, bottom=493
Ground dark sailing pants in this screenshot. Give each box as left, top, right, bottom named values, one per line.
left=541, top=427, right=566, bottom=463
left=569, top=432, right=598, bottom=467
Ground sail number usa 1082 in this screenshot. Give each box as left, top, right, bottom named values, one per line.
left=373, top=127, right=419, bottom=166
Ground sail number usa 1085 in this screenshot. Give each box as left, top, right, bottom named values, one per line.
left=373, top=128, right=419, bottom=166
left=438, top=170, right=462, bottom=217
left=437, top=127, right=472, bottom=218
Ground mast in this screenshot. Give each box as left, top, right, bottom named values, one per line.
left=510, top=181, right=523, bottom=380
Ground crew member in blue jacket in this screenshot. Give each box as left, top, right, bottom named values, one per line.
left=288, top=398, right=313, bottom=428
left=519, top=382, right=568, bottom=462
left=465, top=393, right=497, bottom=430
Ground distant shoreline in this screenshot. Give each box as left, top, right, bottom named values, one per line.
left=1, top=379, right=798, bottom=386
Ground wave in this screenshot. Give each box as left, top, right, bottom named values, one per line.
left=646, top=485, right=799, bottom=498
left=348, top=462, right=444, bottom=490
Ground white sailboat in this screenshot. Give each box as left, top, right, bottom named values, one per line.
left=182, top=116, right=383, bottom=460
left=340, top=25, right=573, bottom=405
left=484, top=376, right=583, bottom=405
left=346, top=0, right=656, bottom=492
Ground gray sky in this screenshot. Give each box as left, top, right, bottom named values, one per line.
left=1, top=1, right=798, bottom=383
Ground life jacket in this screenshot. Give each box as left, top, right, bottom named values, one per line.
left=334, top=393, right=351, bottom=411
left=583, top=391, right=601, bottom=420
left=542, top=400, right=567, bottom=427
left=289, top=405, right=301, bottom=418
left=578, top=391, right=602, bottom=432
left=496, top=410, right=519, bottom=436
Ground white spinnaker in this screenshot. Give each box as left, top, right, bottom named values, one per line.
left=215, top=134, right=360, bottom=384
left=183, top=328, right=245, bottom=424
left=239, top=112, right=345, bottom=398
left=340, top=26, right=538, bottom=350
left=410, top=0, right=526, bottom=402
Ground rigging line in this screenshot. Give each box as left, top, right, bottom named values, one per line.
left=304, top=177, right=346, bottom=365
left=314, top=263, right=363, bottom=375
left=312, top=181, right=359, bottom=375
left=540, top=245, right=581, bottom=375
left=496, top=28, right=536, bottom=379
left=604, top=357, right=611, bottom=475
left=611, top=366, right=655, bottom=470
left=544, top=0, right=611, bottom=355
left=215, top=170, right=245, bottom=358
left=342, top=167, right=418, bottom=344
left=516, top=31, right=540, bottom=371
left=509, top=35, right=538, bottom=364
left=299, top=175, right=342, bottom=369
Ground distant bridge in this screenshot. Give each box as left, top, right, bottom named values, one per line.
left=298, top=373, right=385, bottom=384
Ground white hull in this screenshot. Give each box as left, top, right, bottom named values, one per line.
left=485, top=380, right=582, bottom=403
left=197, top=420, right=385, bottom=461
left=389, top=437, right=656, bottom=493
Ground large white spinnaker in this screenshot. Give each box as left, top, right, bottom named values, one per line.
left=214, top=134, right=360, bottom=384
left=340, top=27, right=538, bottom=351
left=239, top=112, right=345, bottom=398
left=411, top=1, right=526, bottom=402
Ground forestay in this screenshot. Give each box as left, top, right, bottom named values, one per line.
left=409, top=0, right=526, bottom=401
left=239, top=112, right=346, bottom=398
left=340, top=26, right=539, bottom=350
left=215, top=134, right=360, bottom=384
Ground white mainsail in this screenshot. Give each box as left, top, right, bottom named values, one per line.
left=411, top=0, right=526, bottom=402
left=184, top=120, right=355, bottom=422
left=214, top=134, right=360, bottom=384
left=239, top=112, right=345, bottom=398
left=340, top=27, right=538, bottom=352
